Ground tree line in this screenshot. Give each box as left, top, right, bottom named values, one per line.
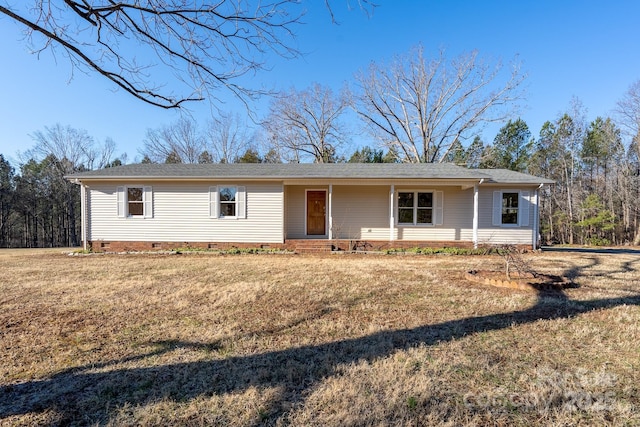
left=0, top=125, right=117, bottom=248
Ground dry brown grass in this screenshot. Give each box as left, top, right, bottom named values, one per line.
left=0, top=248, right=639, bottom=426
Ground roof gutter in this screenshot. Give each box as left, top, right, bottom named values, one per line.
left=64, top=175, right=489, bottom=182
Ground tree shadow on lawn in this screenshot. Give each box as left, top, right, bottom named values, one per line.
left=561, top=254, right=640, bottom=292
left=542, top=246, right=640, bottom=256
left=2, top=272, right=639, bottom=425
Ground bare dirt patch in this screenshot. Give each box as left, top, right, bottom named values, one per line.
left=0, top=249, right=638, bottom=426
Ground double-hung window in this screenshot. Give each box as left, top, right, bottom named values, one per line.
left=117, top=186, right=153, bottom=218
left=210, top=186, right=246, bottom=219
left=501, top=192, right=519, bottom=225
left=397, top=191, right=443, bottom=226
left=398, top=191, right=433, bottom=225
left=127, top=187, right=144, bottom=216
left=219, top=187, right=237, bottom=217
left=492, top=190, right=530, bottom=227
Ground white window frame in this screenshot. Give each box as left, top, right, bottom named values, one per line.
left=127, top=187, right=144, bottom=217
left=210, top=185, right=246, bottom=219
left=219, top=186, right=238, bottom=218
left=117, top=186, right=153, bottom=219
left=396, top=190, right=443, bottom=227
left=492, top=190, right=530, bottom=227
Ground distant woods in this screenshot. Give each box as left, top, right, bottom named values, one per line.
left=0, top=125, right=119, bottom=248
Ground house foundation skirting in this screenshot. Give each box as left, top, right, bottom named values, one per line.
left=87, top=240, right=288, bottom=253
left=87, top=240, right=533, bottom=253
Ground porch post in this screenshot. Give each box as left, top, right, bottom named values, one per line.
left=389, top=184, right=395, bottom=241
left=473, top=183, right=479, bottom=249
left=328, top=184, right=333, bottom=240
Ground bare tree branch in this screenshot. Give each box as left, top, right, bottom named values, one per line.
left=614, top=80, right=640, bottom=245
left=354, top=45, right=527, bottom=163
left=262, top=83, right=350, bottom=163
left=140, top=117, right=205, bottom=163
left=0, top=1, right=305, bottom=108
left=616, top=80, right=640, bottom=159
left=206, top=113, right=252, bottom=163
left=28, top=123, right=115, bottom=171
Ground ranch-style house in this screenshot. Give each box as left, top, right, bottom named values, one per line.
left=66, top=163, right=554, bottom=252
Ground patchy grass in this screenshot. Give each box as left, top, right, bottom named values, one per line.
left=0, top=249, right=639, bottom=426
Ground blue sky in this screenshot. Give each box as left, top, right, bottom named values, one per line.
left=1, top=0, right=639, bottom=166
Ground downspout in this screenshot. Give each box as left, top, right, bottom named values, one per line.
left=82, top=184, right=86, bottom=251
left=282, top=183, right=286, bottom=243
left=473, top=179, right=483, bottom=249
left=328, top=184, right=333, bottom=240
left=77, top=180, right=87, bottom=251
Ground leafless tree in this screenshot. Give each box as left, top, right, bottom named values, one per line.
left=262, top=83, right=350, bottom=163
left=1, top=1, right=375, bottom=109
left=140, top=117, right=205, bottom=164
left=29, top=123, right=115, bottom=171
left=616, top=80, right=640, bottom=161
left=615, top=80, right=640, bottom=244
left=353, top=46, right=526, bottom=163
left=206, top=113, right=252, bottom=163
left=26, top=124, right=116, bottom=246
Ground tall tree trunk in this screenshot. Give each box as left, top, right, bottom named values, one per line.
left=635, top=134, right=640, bottom=245
left=634, top=225, right=640, bottom=246
left=564, top=168, right=574, bottom=245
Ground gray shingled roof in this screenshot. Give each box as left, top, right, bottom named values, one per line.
left=477, top=169, right=555, bottom=184
left=66, top=163, right=553, bottom=184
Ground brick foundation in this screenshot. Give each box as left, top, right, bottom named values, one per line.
left=88, top=240, right=289, bottom=253
left=331, top=239, right=474, bottom=252
left=87, top=239, right=534, bottom=253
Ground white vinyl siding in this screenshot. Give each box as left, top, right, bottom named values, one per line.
left=285, top=186, right=312, bottom=239
left=89, top=181, right=537, bottom=247
left=520, top=191, right=530, bottom=226
left=90, top=182, right=283, bottom=243
left=331, top=186, right=390, bottom=240
left=479, top=188, right=534, bottom=245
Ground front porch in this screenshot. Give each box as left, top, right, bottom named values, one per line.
left=284, top=183, right=484, bottom=248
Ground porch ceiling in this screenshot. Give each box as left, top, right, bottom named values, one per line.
left=282, top=178, right=481, bottom=187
